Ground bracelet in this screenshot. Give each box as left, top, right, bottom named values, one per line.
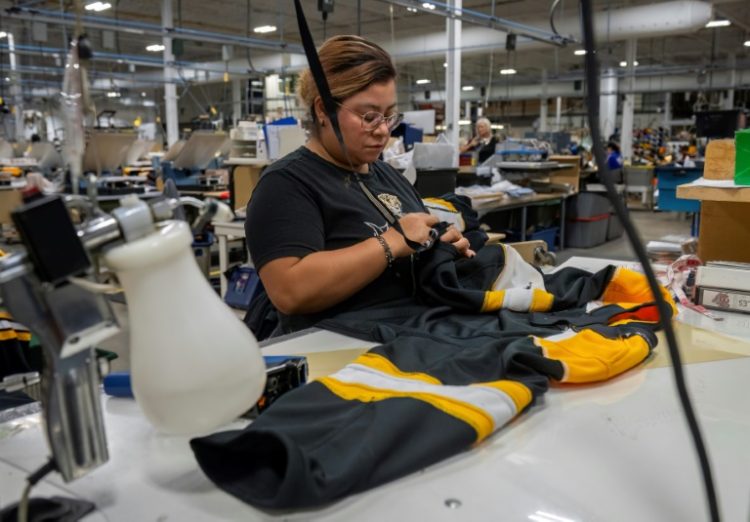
left=375, top=234, right=394, bottom=267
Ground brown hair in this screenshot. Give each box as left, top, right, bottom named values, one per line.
left=297, top=35, right=396, bottom=124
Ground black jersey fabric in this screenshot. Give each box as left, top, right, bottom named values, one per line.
left=246, top=147, right=426, bottom=332
left=191, top=243, right=674, bottom=510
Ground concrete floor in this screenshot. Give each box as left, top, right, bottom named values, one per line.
left=556, top=209, right=692, bottom=264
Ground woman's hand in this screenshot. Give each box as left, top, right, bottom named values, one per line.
left=382, top=214, right=475, bottom=258
left=439, top=225, right=476, bottom=258
left=382, top=212, right=439, bottom=257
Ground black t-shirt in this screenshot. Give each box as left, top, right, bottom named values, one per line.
left=246, top=146, right=426, bottom=331
left=475, top=136, right=498, bottom=164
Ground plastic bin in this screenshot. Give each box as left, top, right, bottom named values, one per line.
left=224, top=266, right=263, bottom=310
left=531, top=226, right=559, bottom=252
left=565, top=215, right=609, bottom=248
left=565, top=192, right=612, bottom=220
left=624, top=166, right=654, bottom=187
left=502, top=226, right=559, bottom=251
left=415, top=168, right=458, bottom=198
left=607, top=213, right=624, bottom=240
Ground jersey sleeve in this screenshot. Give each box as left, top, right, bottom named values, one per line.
left=245, top=170, right=325, bottom=269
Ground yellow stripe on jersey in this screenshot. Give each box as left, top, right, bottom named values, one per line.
left=319, top=377, right=495, bottom=442
left=601, top=267, right=677, bottom=317
left=319, top=361, right=526, bottom=442
left=530, top=288, right=555, bottom=312
left=535, top=328, right=650, bottom=383
left=354, top=352, right=442, bottom=385
left=481, top=290, right=506, bottom=312
left=473, top=380, right=533, bottom=413
left=423, top=197, right=458, bottom=212
left=0, top=328, right=31, bottom=342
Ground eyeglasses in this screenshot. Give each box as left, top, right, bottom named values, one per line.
left=336, top=102, right=404, bottom=132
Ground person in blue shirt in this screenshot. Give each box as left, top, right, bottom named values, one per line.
left=606, top=141, right=623, bottom=170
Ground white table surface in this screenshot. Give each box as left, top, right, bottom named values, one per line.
left=2, top=355, right=749, bottom=521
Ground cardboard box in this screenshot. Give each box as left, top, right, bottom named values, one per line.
left=704, top=139, right=735, bottom=180
left=736, top=129, right=750, bottom=185
left=232, top=165, right=265, bottom=212
left=548, top=155, right=580, bottom=193
left=698, top=201, right=750, bottom=263
left=0, top=188, right=22, bottom=225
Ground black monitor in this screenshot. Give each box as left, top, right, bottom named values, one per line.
left=695, top=110, right=747, bottom=139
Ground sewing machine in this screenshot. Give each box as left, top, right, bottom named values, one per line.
left=160, top=131, right=229, bottom=191
left=0, top=188, right=265, bottom=517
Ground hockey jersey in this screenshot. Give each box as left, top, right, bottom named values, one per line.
left=191, top=242, right=675, bottom=510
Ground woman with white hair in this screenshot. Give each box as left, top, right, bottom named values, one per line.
left=460, top=117, right=498, bottom=163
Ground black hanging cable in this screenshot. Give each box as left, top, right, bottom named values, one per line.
left=549, top=0, right=562, bottom=38
left=578, top=1, right=720, bottom=520
left=292, top=0, right=435, bottom=252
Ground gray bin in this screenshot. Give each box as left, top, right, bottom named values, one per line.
left=607, top=213, right=624, bottom=240
left=566, top=192, right=612, bottom=219
left=565, top=217, right=609, bottom=248
left=624, top=166, right=654, bottom=187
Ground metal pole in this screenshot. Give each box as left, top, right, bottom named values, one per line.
left=621, top=39, right=636, bottom=162
left=162, top=0, right=179, bottom=147
left=724, top=53, right=736, bottom=109
left=7, top=33, right=24, bottom=142
left=232, top=79, right=242, bottom=125
left=445, top=0, right=462, bottom=149
left=539, top=68, right=548, bottom=132
left=599, top=67, right=617, bottom=141
left=663, top=92, right=672, bottom=128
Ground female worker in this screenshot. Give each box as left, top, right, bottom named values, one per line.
left=246, top=35, right=473, bottom=333
left=459, top=117, right=498, bottom=164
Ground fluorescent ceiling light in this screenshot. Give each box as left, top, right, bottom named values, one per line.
left=574, top=49, right=587, bottom=56
left=462, top=86, right=474, bottom=91
left=0, top=32, right=7, bottom=39
left=146, top=44, right=165, bottom=52
left=491, top=124, right=504, bottom=130
left=106, top=91, right=120, bottom=98
left=407, top=7, right=418, bottom=12
left=85, top=2, right=112, bottom=11
left=458, top=120, right=471, bottom=125
left=253, top=25, right=277, bottom=34
left=705, top=19, right=730, bottom=28
left=443, top=62, right=447, bottom=67
left=500, top=68, right=517, bottom=75
left=416, top=78, right=431, bottom=85
left=744, top=40, right=750, bottom=47
left=619, top=60, right=639, bottom=67
left=141, top=92, right=147, bottom=97
left=422, top=2, right=436, bottom=10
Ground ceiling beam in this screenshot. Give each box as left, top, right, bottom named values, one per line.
left=4, top=6, right=304, bottom=53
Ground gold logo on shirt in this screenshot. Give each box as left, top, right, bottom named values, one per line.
left=377, top=193, right=402, bottom=217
